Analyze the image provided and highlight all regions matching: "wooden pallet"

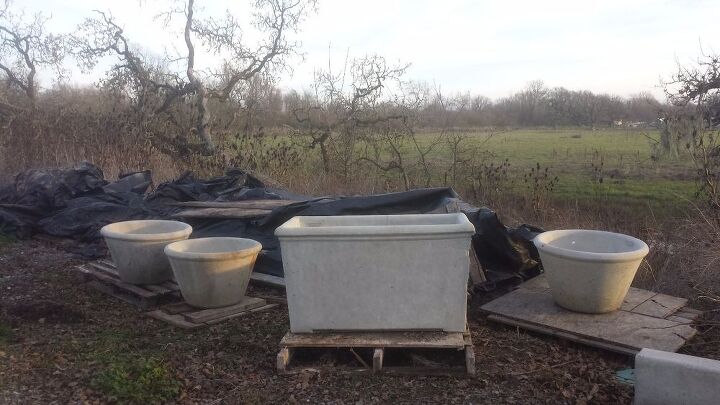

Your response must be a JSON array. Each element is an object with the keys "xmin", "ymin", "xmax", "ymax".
[
  {"xmin": 277, "ymin": 330, "xmax": 475, "ymax": 376},
  {"xmin": 76, "ymin": 259, "xmax": 285, "ymax": 308},
  {"xmin": 146, "ymin": 297, "xmax": 277, "ymax": 329},
  {"xmin": 75, "ymin": 260, "xmax": 182, "ymax": 309},
  {"xmin": 481, "ymin": 275, "xmax": 701, "ymax": 356}
]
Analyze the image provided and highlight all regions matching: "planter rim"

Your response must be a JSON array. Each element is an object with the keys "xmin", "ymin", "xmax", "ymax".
[
  {"xmin": 275, "ymin": 213, "xmax": 475, "ymax": 238},
  {"xmin": 101, "ymin": 220, "xmax": 192, "ymax": 242},
  {"xmin": 533, "ymin": 229, "xmax": 649, "ymax": 263},
  {"xmin": 165, "ymin": 237, "xmax": 262, "ymax": 261}
]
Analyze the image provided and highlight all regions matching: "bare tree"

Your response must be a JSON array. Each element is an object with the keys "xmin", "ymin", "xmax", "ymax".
[
  {"xmin": 293, "ymin": 54, "xmax": 409, "ymax": 175},
  {"xmin": 74, "ymin": 0, "xmax": 315, "ymax": 154},
  {"xmin": 664, "ymin": 50, "xmax": 720, "ymax": 209},
  {"xmin": 0, "ymin": 0, "xmax": 65, "ymax": 111}
]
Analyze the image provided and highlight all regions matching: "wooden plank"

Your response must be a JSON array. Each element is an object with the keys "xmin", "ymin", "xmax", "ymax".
[
  {"xmin": 632, "ymin": 294, "xmax": 688, "ymax": 318},
  {"xmin": 86, "ymin": 267, "xmax": 157, "ymax": 298},
  {"xmin": 667, "ymin": 315, "xmax": 695, "ymax": 324},
  {"xmin": 146, "ymin": 309, "xmax": 202, "ymax": 330},
  {"xmin": 252, "ymin": 295, "xmax": 288, "ymax": 305},
  {"xmin": 143, "ymin": 284, "xmax": 172, "ymax": 294},
  {"xmin": 172, "ymin": 208, "xmax": 272, "ymax": 219},
  {"xmin": 481, "ymin": 288, "xmax": 696, "ymax": 353},
  {"xmin": 89, "ymin": 261, "xmax": 121, "ymax": 278},
  {"xmin": 465, "ymin": 346, "xmax": 476, "ymax": 376},
  {"xmin": 672, "ymin": 307, "xmax": 703, "ymax": 321},
  {"xmin": 487, "ymin": 314, "xmax": 639, "ymax": 356},
  {"xmin": 75, "ymin": 265, "xmax": 92, "ymax": 282},
  {"xmin": 373, "ymin": 348, "xmax": 384, "ymax": 373},
  {"xmin": 620, "ymin": 288, "xmax": 657, "ymax": 311},
  {"xmin": 280, "ymin": 331, "xmax": 466, "ymax": 349},
  {"xmin": 250, "ymin": 272, "xmax": 286, "ymax": 288},
  {"xmin": 170, "ymin": 200, "xmax": 297, "ymax": 209},
  {"xmin": 518, "ymin": 275, "xmax": 550, "ymax": 292},
  {"xmin": 468, "ymin": 246, "xmax": 486, "ymax": 285},
  {"xmin": 161, "ymin": 302, "xmax": 195, "ymax": 315},
  {"xmin": 183, "ymin": 297, "xmax": 266, "ymax": 323},
  {"xmin": 204, "ymin": 304, "xmax": 278, "ymax": 325}
]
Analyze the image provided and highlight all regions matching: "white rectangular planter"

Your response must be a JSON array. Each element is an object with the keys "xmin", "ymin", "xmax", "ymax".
[
  {"xmin": 275, "ymin": 213, "xmax": 475, "ymax": 333},
  {"xmin": 635, "ymin": 348, "xmax": 720, "ymax": 405}
]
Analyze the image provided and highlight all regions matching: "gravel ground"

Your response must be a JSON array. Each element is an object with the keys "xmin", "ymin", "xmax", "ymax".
[{"xmin": 0, "ymin": 239, "xmax": 640, "ymax": 404}]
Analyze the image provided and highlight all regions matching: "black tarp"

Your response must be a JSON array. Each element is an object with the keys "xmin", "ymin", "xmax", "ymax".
[{"xmin": 0, "ymin": 163, "xmax": 543, "ymax": 289}]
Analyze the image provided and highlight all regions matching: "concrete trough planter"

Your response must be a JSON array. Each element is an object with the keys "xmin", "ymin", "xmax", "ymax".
[
  {"xmin": 533, "ymin": 229, "xmax": 649, "ymax": 314},
  {"xmin": 164, "ymin": 237, "xmax": 262, "ymax": 308},
  {"xmin": 101, "ymin": 220, "xmax": 192, "ymax": 284},
  {"xmin": 635, "ymin": 348, "xmax": 720, "ymax": 405},
  {"xmin": 275, "ymin": 213, "xmax": 476, "ymax": 333}
]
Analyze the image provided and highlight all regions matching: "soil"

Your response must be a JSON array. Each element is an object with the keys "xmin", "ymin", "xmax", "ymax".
[{"xmin": 1, "ymin": 237, "xmax": 700, "ymax": 404}]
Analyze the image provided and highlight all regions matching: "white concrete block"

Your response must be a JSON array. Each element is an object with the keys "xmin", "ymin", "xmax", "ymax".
[
  {"xmin": 275, "ymin": 213, "xmax": 475, "ymax": 333},
  {"xmin": 635, "ymin": 348, "xmax": 720, "ymax": 405}
]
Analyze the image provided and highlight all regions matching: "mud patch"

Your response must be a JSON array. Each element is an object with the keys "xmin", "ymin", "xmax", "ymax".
[{"xmin": 4, "ymin": 300, "xmax": 84, "ymax": 324}]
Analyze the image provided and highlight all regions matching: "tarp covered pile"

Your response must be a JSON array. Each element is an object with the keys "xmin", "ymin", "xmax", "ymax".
[{"xmin": 0, "ymin": 162, "xmax": 543, "ymax": 288}]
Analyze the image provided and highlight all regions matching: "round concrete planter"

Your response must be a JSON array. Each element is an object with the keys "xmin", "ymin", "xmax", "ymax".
[
  {"xmin": 100, "ymin": 220, "xmax": 192, "ymax": 284},
  {"xmin": 533, "ymin": 229, "xmax": 649, "ymax": 314},
  {"xmin": 164, "ymin": 237, "xmax": 262, "ymax": 308}
]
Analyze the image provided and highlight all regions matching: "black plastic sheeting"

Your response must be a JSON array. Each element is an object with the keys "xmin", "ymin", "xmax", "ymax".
[{"xmin": 0, "ymin": 163, "xmax": 543, "ymax": 289}]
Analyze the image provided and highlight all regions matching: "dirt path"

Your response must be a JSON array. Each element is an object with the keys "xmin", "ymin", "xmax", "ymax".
[{"xmin": 0, "ymin": 239, "xmax": 634, "ymax": 404}]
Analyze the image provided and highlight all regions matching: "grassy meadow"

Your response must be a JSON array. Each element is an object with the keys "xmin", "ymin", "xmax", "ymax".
[{"xmin": 412, "ymin": 128, "xmax": 697, "ymax": 208}]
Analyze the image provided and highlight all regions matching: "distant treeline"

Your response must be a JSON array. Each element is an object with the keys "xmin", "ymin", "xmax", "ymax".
[{"xmin": 180, "ymin": 79, "xmax": 665, "ymax": 130}]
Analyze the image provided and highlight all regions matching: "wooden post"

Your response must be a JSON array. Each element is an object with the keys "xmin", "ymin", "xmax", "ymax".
[
  {"xmin": 277, "ymin": 347, "xmax": 292, "ymax": 374},
  {"xmin": 373, "ymin": 348, "xmax": 384, "ymax": 373}
]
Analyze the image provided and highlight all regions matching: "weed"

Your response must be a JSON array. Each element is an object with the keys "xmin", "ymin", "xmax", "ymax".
[
  {"xmin": 0, "ymin": 323, "xmax": 13, "ymax": 344},
  {"xmin": 90, "ymin": 357, "xmax": 181, "ymax": 404},
  {"xmin": 0, "ymin": 224, "xmax": 16, "ymax": 247}
]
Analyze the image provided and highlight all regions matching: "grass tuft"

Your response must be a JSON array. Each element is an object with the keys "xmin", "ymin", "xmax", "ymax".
[
  {"xmin": 0, "ymin": 323, "xmax": 13, "ymax": 344},
  {"xmin": 90, "ymin": 357, "xmax": 181, "ymax": 404}
]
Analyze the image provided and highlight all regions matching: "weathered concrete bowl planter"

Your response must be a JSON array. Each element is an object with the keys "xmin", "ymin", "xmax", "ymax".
[
  {"xmin": 101, "ymin": 220, "xmax": 192, "ymax": 284},
  {"xmin": 164, "ymin": 237, "xmax": 262, "ymax": 308},
  {"xmin": 275, "ymin": 213, "xmax": 476, "ymax": 333},
  {"xmin": 533, "ymin": 229, "xmax": 649, "ymax": 314}
]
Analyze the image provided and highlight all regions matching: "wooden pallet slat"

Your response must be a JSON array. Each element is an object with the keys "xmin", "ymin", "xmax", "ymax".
[
  {"xmin": 632, "ymin": 294, "xmax": 688, "ymax": 318},
  {"xmin": 77, "ymin": 259, "xmax": 277, "ymax": 327},
  {"xmin": 249, "ymin": 272, "xmax": 286, "ymax": 288},
  {"xmin": 146, "ymin": 299, "xmax": 277, "ymax": 329},
  {"xmin": 172, "ymin": 208, "xmax": 272, "ymax": 219},
  {"xmin": 279, "ymin": 330, "xmax": 466, "ymax": 349},
  {"xmin": 277, "ymin": 329, "xmax": 475, "ymax": 376},
  {"xmin": 204, "ymin": 304, "xmax": 278, "ymax": 325},
  {"xmin": 169, "ymin": 199, "xmax": 297, "ymax": 209},
  {"xmin": 183, "ymin": 297, "xmax": 267, "ymax": 323}
]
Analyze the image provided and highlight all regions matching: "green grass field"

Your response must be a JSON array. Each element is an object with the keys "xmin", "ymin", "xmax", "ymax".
[{"xmin": 414, "ymin": 128, "xmax": 698, "ymax": 207}]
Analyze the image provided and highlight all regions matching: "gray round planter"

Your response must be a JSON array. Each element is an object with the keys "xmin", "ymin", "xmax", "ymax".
[
  {"xmin": 100, "ymin": 220, "xmax": 193, "ymax": 285},
  {"xmin": 164, "ymin": 237, "xmax": 262, "ymax": 308},
  {"xmin": 533, "ymin": 229, "xmax": 649, "ymax": 314}
]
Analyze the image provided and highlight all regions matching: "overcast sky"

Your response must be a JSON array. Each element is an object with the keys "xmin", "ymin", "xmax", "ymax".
[{"xmin": 21, "ymin": 0, "xmax": 720, "ymax": 100}]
